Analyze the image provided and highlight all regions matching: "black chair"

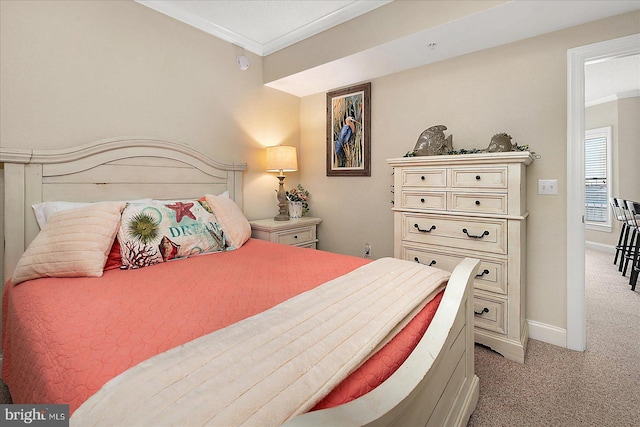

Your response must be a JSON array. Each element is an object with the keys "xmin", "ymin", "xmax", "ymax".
[
  {"xmin": 611, "ymin": 197, "xmax": 630, "ymax": 267},
  {"xmin": 625, "ymin": 200, "xmax": 640, "ymax": 291},
  {"xmin": 616, "ymin": 198, "xmax": 635, "ymax": 274}
]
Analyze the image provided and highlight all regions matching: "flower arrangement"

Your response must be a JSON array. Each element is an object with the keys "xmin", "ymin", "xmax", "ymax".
[{"xmin": 286, "ymin": 184, "xmax": 310, "ymax": 216}]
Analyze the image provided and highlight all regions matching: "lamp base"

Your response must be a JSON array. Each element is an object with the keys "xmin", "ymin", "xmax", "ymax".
[{"xmin": 274, "ymin": 175, "xmax": 290, "ymax": 221}]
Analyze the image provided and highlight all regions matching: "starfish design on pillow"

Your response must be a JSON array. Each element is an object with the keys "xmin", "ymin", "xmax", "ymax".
[{"xmin": 166, "ymin": 201, "xmax": 196, "ymax": 223}]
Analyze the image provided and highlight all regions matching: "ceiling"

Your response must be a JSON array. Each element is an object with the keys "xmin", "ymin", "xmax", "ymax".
[
  {"xmin": 585, "ymin": 54, "xmax": 640, "ymax": 105},
  {"xmin": 136, "ymin": 0, "xmax": 391, "ymax": 56},
  {"xmin": 136, "ymin": 0, "xmax": 640, "ymax": 98}
]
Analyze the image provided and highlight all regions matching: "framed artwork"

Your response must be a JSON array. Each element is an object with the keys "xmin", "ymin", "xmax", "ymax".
[{"xmin": 326, "ymin": 82, "xmax": 371, "ymax": 176}]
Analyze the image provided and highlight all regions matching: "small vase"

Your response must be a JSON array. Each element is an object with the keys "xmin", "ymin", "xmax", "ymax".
[{"xmin": 288, "ymin": 201, "xmax": 303, "ymax": 219}]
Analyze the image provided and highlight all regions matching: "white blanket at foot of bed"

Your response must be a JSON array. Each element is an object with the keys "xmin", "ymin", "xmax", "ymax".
[{"xmin": 71, "ymin": 257, "xmax": 449, "ymax": 427}]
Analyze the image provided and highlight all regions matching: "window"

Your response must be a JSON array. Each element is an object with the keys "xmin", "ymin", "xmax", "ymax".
[{"xmin": 585, "ymin": 126, "xmax": 612, "ymax": 230}]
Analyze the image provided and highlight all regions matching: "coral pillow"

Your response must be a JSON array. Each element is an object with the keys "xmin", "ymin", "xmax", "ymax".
[
  {"xmin": 204, "ymin": 194, "xmax": 251, "ymax": 249},
  {"xmin": 12, "ymin": 201, "xmax": 126, "ymax": 285},
  {"xmin": 104, "ymin": 238, "xmax": 123, "ymax": 271},
  {"xmin": 118, "ymin": 200, "xmax": 225, "ymax": 269}
]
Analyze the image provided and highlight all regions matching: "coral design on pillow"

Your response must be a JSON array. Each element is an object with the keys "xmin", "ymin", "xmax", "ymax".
[{"xmin": 118, "ymin": 200, "xmax": 225, "ymax": 269}]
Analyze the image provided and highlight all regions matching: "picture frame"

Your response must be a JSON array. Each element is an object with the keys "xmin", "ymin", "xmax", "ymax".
[{"xmin": 326, "ymin": 82, "xmax": 371, "ymax": 176}]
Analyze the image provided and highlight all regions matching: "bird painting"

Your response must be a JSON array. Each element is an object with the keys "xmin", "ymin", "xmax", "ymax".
[
  {"xmin": 327, "ymin": 82, "xmax": 370, "ymax": 176},
  {"xmin": 335, "ymin": 116, "xmax": 357, "ymax": 167}
]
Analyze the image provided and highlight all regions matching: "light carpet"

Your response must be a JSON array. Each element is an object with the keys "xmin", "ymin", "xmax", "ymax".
[{"xmin": 468, "ymin": 248, "xmax": 640, "ymax": 426}]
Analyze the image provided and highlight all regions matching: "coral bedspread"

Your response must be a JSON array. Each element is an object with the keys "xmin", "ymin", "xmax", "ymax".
[{"xmin": 2, "ymin": 239, "xmax": 443, "ymax": 415}]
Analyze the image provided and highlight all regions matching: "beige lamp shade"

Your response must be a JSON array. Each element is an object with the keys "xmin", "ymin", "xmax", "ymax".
[{"xmin": 266, "ymin": 146, "xmax": 298, "ymax": 173}]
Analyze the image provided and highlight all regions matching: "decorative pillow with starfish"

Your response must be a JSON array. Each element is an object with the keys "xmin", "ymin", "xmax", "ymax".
[{"xmin": 117, "ymin": 200, "xmax": 226, "ymax": 269}]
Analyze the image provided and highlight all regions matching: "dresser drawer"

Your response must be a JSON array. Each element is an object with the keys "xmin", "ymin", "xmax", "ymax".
[
  {"xmin": 401, "ymin": 191, "xmax": 447, "ymax": 210},
  {"xmin": 402, "ymin": 168, "xmax": 447, "ymax": 187},
  {"xmin": 402, "ymin": 213, "xmax": 507, "ymax": 254},
  {"xmin": 297, "ymin": 242, "xmax": 318, "ymax": 249},
  {"xmin": 401, "ymin": 244, "xmax": 507, "ymax": 295},
  {"xmin": 451, "ymin": 167, "xmax": 507, "ymax": 189},
  {"xmin": 451, "ymin": 192, "xmax": 508, "ymax": 215},
  {"xmin": 277, "ymin": 227, "xmax": 316, "ymax": 246},
  {"xmin": 473, "ymin": 295, "xmax": 506, "ymax": 334}
]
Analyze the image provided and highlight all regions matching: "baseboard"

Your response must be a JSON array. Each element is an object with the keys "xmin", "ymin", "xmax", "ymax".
[
  {"xmin": 585, "ymin": 241, "xmax": 615, "ymax": 254},
  {"xmin": 527, "ymin": 319, "xmax": 567, "ymax": 348}
]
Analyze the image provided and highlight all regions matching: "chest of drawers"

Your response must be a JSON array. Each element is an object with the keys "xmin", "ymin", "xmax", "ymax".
[{"xmin": 388, "ymin": 152, "xmax": 533, "ymax": 363}]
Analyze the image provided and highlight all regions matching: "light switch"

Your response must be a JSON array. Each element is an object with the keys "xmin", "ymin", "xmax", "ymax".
[{"xmin": 538, "ymin": 179, "xmax": 558, "ymax": 195}]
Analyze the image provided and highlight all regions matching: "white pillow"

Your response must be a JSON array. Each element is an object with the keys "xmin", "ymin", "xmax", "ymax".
[
  {"xmin": 32, "ymin": 199, "xmax": 152, "ymax": 229},
  {"xmin": 151, "ymin": 191, "xmax": 229, "ymax": 204},
  {"xmin": 32, "ymin": 201, "xmax": 91, "ymax": 229},
  {"xmin": 204, "ymin": 194, "xmax": 251, "ymax": 249},
  {"xmin": 12, "ymin": 201, "xmax": 127, "ymax": 285}
]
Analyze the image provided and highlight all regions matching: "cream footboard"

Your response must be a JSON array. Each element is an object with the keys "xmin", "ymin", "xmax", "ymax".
[
  {"xmin": 1, "ymin": 137, "xmax": 479, "ymax": 426},
  {"xmin": 285, "ymin": 257, "xmax": 480, "ymax": 427}
]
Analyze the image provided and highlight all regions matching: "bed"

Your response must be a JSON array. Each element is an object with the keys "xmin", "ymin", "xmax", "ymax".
[{"xmin": 0, "ymin": 137, "xmax": 480, "ymax": 426}]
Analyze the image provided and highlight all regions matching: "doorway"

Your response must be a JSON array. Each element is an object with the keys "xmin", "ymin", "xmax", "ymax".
[{"xmin": 566, "ymin": 33, "xmax": 640, "ymax": 351}]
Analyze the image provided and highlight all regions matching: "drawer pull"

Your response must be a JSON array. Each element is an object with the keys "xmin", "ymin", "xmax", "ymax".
[
  {"xmin": 420, "ymin": 198, "xmax": 425, "ymax": 203},
  {"xmin": 475, "ymin": 175, "xmax": 481, "ymax": 180},
  {"xmin": 475, "ymin": 200, "xmax": 481, "ymax": 205},
  {"xmin": 475, "ymin": 269, "xmax": 490, "ymax": 278},
  {"xmin": 474, "ymin": 307, "xmax": 489, "ymax": 316},
  {"xmin": 414, "ymin": 224, "xmax": 436, "ymax": 233},
  {"xmin": 294, "ymin": 235, "xmax": 298, "ymax": 239},
  {"xmin": 421, "ymin": 176, "xmax": 426, "ymax": 180},
  {"xmin": 414, "ymin": 256, "xmax": 436, "ymax": 267},
  {"xmin": 462, "ymin": 228, "xmax": 489, "ymax": 239}
]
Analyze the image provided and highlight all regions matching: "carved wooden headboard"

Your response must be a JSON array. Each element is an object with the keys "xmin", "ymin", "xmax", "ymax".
[{"xmin": 0, "ymin": 137, "xmax": 247, "ymax": 283}]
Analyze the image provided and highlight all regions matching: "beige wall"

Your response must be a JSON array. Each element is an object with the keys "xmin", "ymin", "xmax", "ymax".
[
  {"xmin": 300, "ymin": 12, "xmax": 640, "ymax": 332},
  {"xmin": 618, "ymin": 96, "xmax": 640, "ymax": 202},
  {"xmin": 0, "ymin": 0, "xmax": 300, "ymax": 221}
]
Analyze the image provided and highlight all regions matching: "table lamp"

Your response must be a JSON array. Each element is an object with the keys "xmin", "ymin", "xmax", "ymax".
[{"xmin": 266, "ymin": 146, "xmax": 298, "ymax": 221}]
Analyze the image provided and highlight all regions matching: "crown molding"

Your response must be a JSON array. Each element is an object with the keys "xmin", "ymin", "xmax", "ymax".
[
  {"xmin": 260, "ymin": 1, "xmax": 392, "ymax": 56},
  {"xmin": 135, "ymin": 0, "xmax": 264, "ymax": 53},
  {"xmin": 135, "ymin": 0, "xmax": 391, "ymax": 56},
  {"xmin": 585, "ymin": 89, "xmax": 640, "ymax": 107}
]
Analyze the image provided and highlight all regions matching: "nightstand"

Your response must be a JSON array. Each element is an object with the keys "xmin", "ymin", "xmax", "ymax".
[{"xmin": 249, "ymin": 217, "xmax": 322, "ymax": 249}]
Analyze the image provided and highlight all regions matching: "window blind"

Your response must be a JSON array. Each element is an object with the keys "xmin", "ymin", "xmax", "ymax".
[{"xmin": 585, "ymin": 133, "xmax": 608, "ymax": 224}]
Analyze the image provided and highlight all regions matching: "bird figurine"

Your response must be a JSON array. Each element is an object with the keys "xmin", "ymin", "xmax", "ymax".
[{"xmin": 413, "ymin": 125, "xmax": 453, "ymax": 156}]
